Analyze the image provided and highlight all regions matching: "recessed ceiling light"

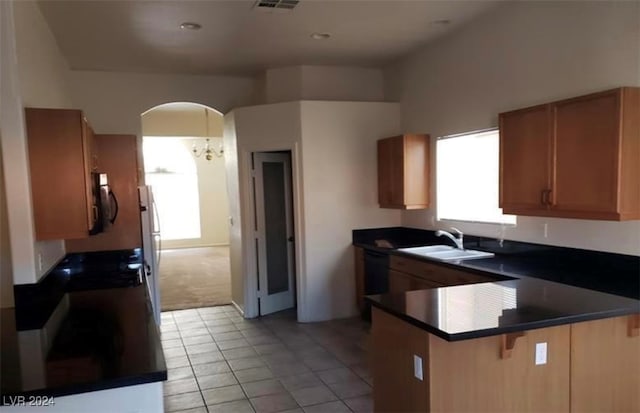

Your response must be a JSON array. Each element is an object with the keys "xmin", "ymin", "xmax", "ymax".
[
  {"xmin": 310, "ymin": 32, "xmax": 331, "ymax": 40},
  {"xmin": 430, "ymin": 19, "xmax": 451, "ymax": 26},
  {"xmin": 180, "ymin": 22, "xmax": 202, "ymax": 30}
]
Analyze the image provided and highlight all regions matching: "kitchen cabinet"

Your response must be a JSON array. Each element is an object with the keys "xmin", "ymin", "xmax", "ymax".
[
  {"xmin": 389, "ymin": 269, "xmax": 441, "ymax": 294},
  {"xmin": 570, "ymin": 315, "xmax": 640, "ymax": 412},
  {"xmin": 372, "ymin": 307, "xmax": 572, "ymax": 413},
  {"xmin": 25, "ymin": 108, "xmax": 96, "ymax": 240},
  {"xmin": 372, "ymin": 308, "xmax": 639, "ymax": 412},
  {"xmin": 500, "ymin": 87, "xmax": 640, "ymax": 220},
  {"xmin": 377, "ymin": 134, "xmax": 430, "ymax": 209},
  {"xmin": 389, "ymin": 254, "xmax": 495, "ymax": 289},
  {"xmin": 66, "ymin": 135, "xmax": 142, "ymax": 252},
  {"xmin": 354, "ymin": 246, "xmax": 497, "ymax": 306}
]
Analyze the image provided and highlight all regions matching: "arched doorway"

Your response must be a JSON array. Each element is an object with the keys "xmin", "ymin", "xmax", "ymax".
[{"xmin": 140, "ymin": 102, "xmax": 231, "ymax": 311}]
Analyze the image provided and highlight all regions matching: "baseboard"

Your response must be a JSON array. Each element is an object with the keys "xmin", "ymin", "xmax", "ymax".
[
  {"xmin": 160, "ymin": 243, "xmax": 230, "ymax": 250},
  {"xmin": 231, "ymin": 301, "xmax": 245, "ymax": 317}
]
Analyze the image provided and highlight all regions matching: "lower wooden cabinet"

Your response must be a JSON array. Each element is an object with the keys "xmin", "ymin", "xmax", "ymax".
[
  {"xmin": 390, "ymin": 254, "xmax": 495, "ymax": 288},
  {"xmin": 570, "ymin": 315, "xmax": 640, "ymax": 412},
  {"xmin": 389, "ymin": 269, "xmax": 441, "ymax": 293},
  {"xmin": 372, "ymin": 308, "xmax": 640, "ymax": 413},
  {"xmin": 353, "ymin": 248, "xmax": 500, "ymax": 308}
]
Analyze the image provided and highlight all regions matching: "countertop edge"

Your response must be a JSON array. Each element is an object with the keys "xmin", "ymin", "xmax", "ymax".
[
  {"xmin": 1, "ymin": 371, "xmax": 168, "ymax": 400},
  {"xmin": 367, "ymin": 297, "xmax": 639, "ymax": 342}
]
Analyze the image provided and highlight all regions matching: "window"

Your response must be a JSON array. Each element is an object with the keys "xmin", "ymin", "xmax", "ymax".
[
  {"xmin": 143, "ymin": 137, "xmax": 202, "ymax": 240},
  {"xmin": 436, "ymin": 129, "xmax": 516, "ymax": 225}
]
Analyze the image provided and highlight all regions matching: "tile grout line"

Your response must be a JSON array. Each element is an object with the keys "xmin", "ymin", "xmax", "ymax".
[{"xmin": 163, "ymin": 307, "xmax": 371, "ymax": 413}]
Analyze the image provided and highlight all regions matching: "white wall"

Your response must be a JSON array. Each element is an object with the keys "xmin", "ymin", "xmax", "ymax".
[
  {"xmin": 264, "ymin": 66, "xmax": 384, "ymax": 104},
  {"xmin": 228, "ymin": 101, "xmax": 402, "ymax": 321},
  {"xmin": 299, "ymin": 101, "xmax": 402, "ymax": 321},
  {"xmin": 141, "ymin": 106, "xmax": 224, "ymax": 138},
  {"xmin": 222, "ymin": 112, "xmax": 244, "ymax": 311},
  {"xmin": 227, "ymin": 102, "xmax": 303, "ymax": 316},
  {"xmin": 388, "ymin": 0, "xmax": 640, "ymax": 255},
  {"xmin": 0, "ymin": 138, "xmax": 14, "ymax": 307},
  {"xmin": 1, "ymin": 0, "xmax": 74, "ymax": 288},
  {"xmin": 68, "ymin": 70, "xmax": 255, "ymax": 135}
]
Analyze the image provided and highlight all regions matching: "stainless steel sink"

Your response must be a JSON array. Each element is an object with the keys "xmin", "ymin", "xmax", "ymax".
[{"xmin": 397, "ymin": 245, "xmax": 495, "ymax": 262}]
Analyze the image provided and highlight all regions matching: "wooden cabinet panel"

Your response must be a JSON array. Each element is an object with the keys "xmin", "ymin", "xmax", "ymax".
[
  {"xmin": 26, "ymin": 108, "xmax": 93, "ymax": 240},
  {"xmin": 553, "ymin": 90, "xmax": 620, "ymax": 215},
  {"xmin": 499, "ymin": 104, "xmax": 552, "ymax": 214},
  {"xmin": 378, "ymin": 134, "xmax": 429, "ymax": 209},
  {"xmin": 372, "ymin": 308, "xmax": 429, "ymax": 413},
  {"xmin": 390, "ymin": 254, "xmax": 495, "ymax": 287},
  {"xmin": 377, "ymin": 136, "xmax": 403, "ymax": 207},
  {"xmin": 428, "ymin": 324, "xmax": 570, "ymax": 413},
  {"xmin": 66, "ymin": 135, "xmax": 141, "ymax": 252},
  {"xmin": 389, "ymin": 269, "xmax": 415, "ymax": 294},
  {"xmin": 499, "ymin": 87, "xmax": 640, "ymax": 221},
  {"xmin": 570, "ymin": 316, "xmax": 640, "ymax": 412},
  {"xmin": 372, "ymin": 308, "xmax": 571, "ymax": 413}
]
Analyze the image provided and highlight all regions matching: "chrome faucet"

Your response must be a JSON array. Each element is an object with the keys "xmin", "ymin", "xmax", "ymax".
[{"xmin": 435, "ymin": 227, "xmax": 464, "ymax": 249}]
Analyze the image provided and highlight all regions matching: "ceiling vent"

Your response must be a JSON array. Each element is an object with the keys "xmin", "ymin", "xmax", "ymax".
[{"xmin": 254, "ymin": 0, "xmax": 300, "ymax": 12}]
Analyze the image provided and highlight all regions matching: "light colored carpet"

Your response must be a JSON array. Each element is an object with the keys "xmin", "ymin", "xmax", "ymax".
[{"xmin": 158, "ymin": 246, "xmax": 231, "ymax": 311}]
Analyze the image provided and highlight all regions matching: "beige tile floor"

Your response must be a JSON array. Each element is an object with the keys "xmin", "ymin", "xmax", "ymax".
[{"xmin": 161, "ymin": 306, "xmax": 373, "ymax": 413}]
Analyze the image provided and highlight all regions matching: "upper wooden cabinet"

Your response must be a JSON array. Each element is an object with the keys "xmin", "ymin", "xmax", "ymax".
[
  {"xmin": 26, "ymin": 108, "xmax": 96, "ymax": 240},
  {"xmin": 377, "ymin": 134, "xmax": 430, "ymax": 209},
  {"xmin": 66, "ymin": 135, "xmax": 141, "ymax": 252},
  {"xmin": 500, "ymin": 87, "xmax": 640, "ymax": 220}
]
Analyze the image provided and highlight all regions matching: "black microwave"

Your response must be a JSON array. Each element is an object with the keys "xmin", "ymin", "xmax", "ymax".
[{"xmin": 89, "ymin": 172, "xmax": 119, "ymax": 235}]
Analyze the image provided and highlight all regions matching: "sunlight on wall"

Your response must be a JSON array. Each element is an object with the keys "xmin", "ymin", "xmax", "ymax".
[{"xmin": 143, "ymin": 137, "xmax": 201, "ymax": 241}]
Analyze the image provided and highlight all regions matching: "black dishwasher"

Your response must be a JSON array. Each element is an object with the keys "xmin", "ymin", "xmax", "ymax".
[{"xmin": 363, "ymin": 249, "xmax": 389, "ymax": 320}]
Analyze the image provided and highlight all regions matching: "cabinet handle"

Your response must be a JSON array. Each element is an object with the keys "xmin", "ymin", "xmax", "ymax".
[
  {"xmin": 546, "ymin": 189, "xmax": 553, "ymax": 206},
  {"xmin": 541, "ymin": 190, "xmax": 547, "ymax": 205}
]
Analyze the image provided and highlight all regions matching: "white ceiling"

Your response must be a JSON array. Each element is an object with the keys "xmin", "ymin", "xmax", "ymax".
[{"xmin": 37, "ymin": 0, "xmax": 499, "ymax": 76}]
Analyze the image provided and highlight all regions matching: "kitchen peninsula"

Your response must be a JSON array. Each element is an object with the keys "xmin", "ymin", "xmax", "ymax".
[{"xmin": 355, "ymin": 227, "xmax": 640, "ymax": 413}]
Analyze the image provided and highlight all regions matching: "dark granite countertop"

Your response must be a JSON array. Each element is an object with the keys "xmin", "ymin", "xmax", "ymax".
[
  {"xmin": 368, "ymin": 278, "xmax": 640, "ymax": 341},
  {"xmin": 354, "ymin": 227, "xmax": 640, "ymax": 299},
  {"xmin": 1, "ymin": 280, "xmax": 166, "ymax": 398},
  {"xmin": 356, "ymin": 227, "xmax": 640, "ymax": 341}
]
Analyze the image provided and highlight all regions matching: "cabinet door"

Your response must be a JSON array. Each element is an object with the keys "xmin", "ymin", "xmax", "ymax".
[
  {"xmin": 499, "ymin": 105, "xmax": 552, "ymax": 215},
  {"xmin": 411, "ymin": 277, "xmax": 441, "ymax": 290},
  {"xmin": 570, "ymin": 316, "xmax": 639, "ymax": 412},
  {"xmin": 377, "ymin": 136, "xmax": 404, "ymax": 207},
  {"xmin": 389, "ymin": 270, "xmax": 414, "ymax": 294},
  {"xmin": 552, "ymin": 90, "xmax": 620, "ymax": 217},
  {"xmin": 81, "ymin": 118, "xmax": 96, "ymax": 232},
  {"xmin": 26, "ymin": 108, "xmax": 91, "ymax": 240},
  {"xmin": 403, "ymin": 134, "xmax": 430, "ymax": 209}
]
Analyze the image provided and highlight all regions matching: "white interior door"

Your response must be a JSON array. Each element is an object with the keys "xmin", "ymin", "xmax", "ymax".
[{"xmin": 253, "ymin": 152, "xmax": 295, "ymax": 315}]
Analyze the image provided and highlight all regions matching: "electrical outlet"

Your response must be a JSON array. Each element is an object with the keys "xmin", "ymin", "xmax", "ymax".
[
  {"xmin": 535, "ymin": 342, "xmax": 547, "ymax": 365},
  {"xmin": 543, "ymin": 223, "xmax": 548, "ymax": 238},
  {"xmin": 413, "ymin": 355, "xmax": 423, "ymax": 380},
  {"xmin": 37, "ymin": 253, "xmax": 43, "ymax": 272}
]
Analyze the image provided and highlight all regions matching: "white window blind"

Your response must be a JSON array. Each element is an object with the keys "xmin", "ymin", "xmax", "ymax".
[{"xmin": 436, "ymin": 129, "xmax": 516, "ymax": 225}]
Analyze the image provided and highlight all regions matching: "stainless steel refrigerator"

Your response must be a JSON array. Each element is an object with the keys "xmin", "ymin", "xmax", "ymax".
[{"xmin": 139, "ymin": 185, "xmax": 161, "ymax": 325}]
